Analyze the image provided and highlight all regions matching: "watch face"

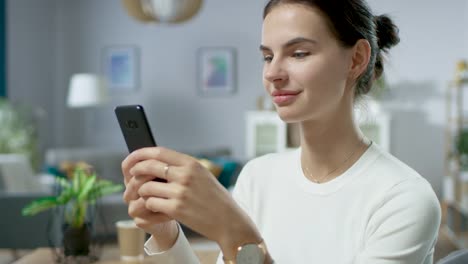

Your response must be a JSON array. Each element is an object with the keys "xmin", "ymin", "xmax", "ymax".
[{"xmin": 237, "ymin": 244, "xmax": 265, "ymax": 264}]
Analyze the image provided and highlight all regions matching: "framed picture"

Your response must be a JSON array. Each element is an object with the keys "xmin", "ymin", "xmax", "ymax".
[
  {"xmin": 102, "ymin": 46, "xmax": 139, "ymax": 92},
  {"xmin": 246, "ymin": 111, "xmax": 287, "ymax": 159},
  {"xmin": 197, "ymin": 47, "xmax": 236, "ymax": 96}
]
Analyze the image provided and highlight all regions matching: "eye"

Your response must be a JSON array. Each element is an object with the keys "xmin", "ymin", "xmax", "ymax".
[
  {"xmin": 262, "ymin": 54, "xmax": 273, "ymax": 63},
  {"xmin": 292, "ymin": 51, "xmax": 310, "ymax": 59}
]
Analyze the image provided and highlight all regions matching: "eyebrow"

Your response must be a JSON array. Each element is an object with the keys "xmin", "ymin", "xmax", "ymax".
[{"xmin": 259, "ymin": 37, "xmax": 317, "ymax": 51}]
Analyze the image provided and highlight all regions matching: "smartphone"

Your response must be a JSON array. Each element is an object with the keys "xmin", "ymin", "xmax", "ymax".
[
  {"xmin": 115, "ymin": 105, "xmax": 157, "ymax": 152},
  {"xmin": 115, "ymin": 105, "xmax": 166, "ymax": 182}
]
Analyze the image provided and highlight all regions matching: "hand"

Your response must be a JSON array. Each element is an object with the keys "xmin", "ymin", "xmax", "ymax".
[
  {"xmin": 121, "ymin": 149, "xmax": 178, "ymax": 250},
  {"xmin": 127, "ymin": 146, "xmax": 261, "ymax": 249}
]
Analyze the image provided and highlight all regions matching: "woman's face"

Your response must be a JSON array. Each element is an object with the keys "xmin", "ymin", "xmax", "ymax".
[{"xmin": 261, "ymin": 4, "xmax": 355, "ymax": 123}]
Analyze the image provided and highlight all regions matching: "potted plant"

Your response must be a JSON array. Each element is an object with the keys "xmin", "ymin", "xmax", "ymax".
[
  {"xmin": 0, "ymin": 98, "xmax": 39, "ymax": 170},
  {"xmin": 452, "ymin": 129, "xmax": 468, "ymax": 208},
  {"xmin": 22, "ymin": 165, "xmax": 123, "ymax": 256},
  {"xmin": 456, "ymin": 129, "xmax": 468, "ymax": 171}
]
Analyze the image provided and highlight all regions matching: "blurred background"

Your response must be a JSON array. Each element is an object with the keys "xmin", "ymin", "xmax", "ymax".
[{"xmin": 1, "ymin": 0, "xmax": 468, "ymax": 263}]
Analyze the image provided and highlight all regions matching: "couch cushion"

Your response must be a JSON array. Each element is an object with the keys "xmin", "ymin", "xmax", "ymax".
[{"xmin": 0, "ymin": 154, "xmax": 46, "ymax": 193}]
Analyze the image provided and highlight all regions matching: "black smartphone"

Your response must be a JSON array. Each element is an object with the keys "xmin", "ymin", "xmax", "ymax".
[
  {"xmin": 115, "ymin": 105, "xmax": 166, "ymax": 182},
  {"xmin": 115, "ymin": 105, "xmax": 157, "ymax": 152}
]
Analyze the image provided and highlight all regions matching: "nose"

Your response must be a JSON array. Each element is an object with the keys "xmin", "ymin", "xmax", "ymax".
[{"xmin": 264, "ymin": 59, "xmax": 288, "ymax": 84}]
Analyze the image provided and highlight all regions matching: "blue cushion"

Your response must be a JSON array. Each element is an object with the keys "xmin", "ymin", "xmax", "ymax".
[{"xmin": 200, "ymin": 156, "xmax": 240, "ymax": 188}]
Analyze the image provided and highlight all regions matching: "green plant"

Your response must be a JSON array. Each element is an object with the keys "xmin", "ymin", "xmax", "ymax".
[
  {"xmin": 0, "ymin": 98, "xmax": 39, "ymax": 170},
  {"xmin": 22, "ymin": 167, "xmax": 123, "ymax": 228},
  {"xmin": 456, "ymin": 129, "xmax": 468, "ymax": 171}
]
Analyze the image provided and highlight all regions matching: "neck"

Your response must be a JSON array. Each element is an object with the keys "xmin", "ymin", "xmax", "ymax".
[{"xmin": 299, "ymin": 105, "xmax": 369, "ymax": 183}]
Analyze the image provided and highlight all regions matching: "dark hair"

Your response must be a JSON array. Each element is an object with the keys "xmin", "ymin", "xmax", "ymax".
[{"xmin": 263, "ymin": 0, "xmax": 400, "ymax": 98}]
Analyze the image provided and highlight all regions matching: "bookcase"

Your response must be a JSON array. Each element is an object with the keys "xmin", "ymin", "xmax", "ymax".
[
  {"xmin": 443, "ymin": 74, "xmax": 468, "ymax": 249},
  {"xmin": 245, "ymin": 105, "xmax": 391, "ymax": 159},
  {"xmin": 245, "ymin": 111, "xmax": 293, "ymax": 159}
]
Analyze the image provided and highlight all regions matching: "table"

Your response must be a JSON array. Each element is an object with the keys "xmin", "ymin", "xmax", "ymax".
[{"xmin": 12, "ymin": 246, "xmax": 220, "ymax": 264}]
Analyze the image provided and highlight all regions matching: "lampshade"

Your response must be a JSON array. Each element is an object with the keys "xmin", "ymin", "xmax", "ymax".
[
  {"xmin": 122, "ymin": 0, "xmax": 203, "ymax": 24},
  {"xmin": 67, "ymin": 74, "xmax": 108, "ymax": 108},
  {"xmin": 121, "ymin": 0, "xmax": 155, "ymax": 22}
]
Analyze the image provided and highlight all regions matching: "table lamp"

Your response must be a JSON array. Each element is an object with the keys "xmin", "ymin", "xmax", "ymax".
[
  {"xmin": 66, "ymin": 73, "xmax": 108, "ymax": 147},
  {"xmin": 67, "ymin": 74, "xmax": 108, "ymax": 108}
]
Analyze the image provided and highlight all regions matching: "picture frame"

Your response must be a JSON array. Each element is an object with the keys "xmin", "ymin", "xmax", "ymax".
[
  {"xmin": 197, "ymin": 47, "xmax": 236, "ymax": 96},
  {"xmin": 102, "ymin": 46, "xmax": 139, "ymax": 92}
]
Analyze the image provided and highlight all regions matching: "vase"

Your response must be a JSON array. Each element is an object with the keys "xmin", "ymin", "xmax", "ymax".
[{"xmin": 62, "ymin": 223, "xmax": 91, "ymax": 256}]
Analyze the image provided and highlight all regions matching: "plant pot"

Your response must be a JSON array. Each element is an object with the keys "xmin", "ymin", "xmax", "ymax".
[{"xmin": 62, "ymin": 223, "xmax": 91, "ymax": 256}]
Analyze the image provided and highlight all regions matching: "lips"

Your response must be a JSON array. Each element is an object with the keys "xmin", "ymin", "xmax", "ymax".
[
  {"xmin": 271, "ymin": 90, "xmax": 302, "ymax": 105},
  {"xmin": 271, "ymin": 90, "xmax": 302, "ymax": 96}
]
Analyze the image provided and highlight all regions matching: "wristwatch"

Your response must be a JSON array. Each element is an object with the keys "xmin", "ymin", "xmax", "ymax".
[{"xmin": 223, "ymin": 240, "xmax": 268, "ymax": 264}]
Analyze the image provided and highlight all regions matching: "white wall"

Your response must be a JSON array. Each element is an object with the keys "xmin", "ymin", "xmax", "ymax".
[
  {"xmin": 7, "ymin": 0, "xmax": 58, "ymax": 160},
  {"xmin": 8, "ymin": 0, "xmax": 468, "ymax": 197},
  {"xmin": 52, "ymin": 0, "xmax": 267, "ymax": 158},
  {"xmin": 367, "ymin": 0, "xmax": 468, "ymax": 197}
]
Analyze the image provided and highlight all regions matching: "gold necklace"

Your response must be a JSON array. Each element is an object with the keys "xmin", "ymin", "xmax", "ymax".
[{"xmin": 302, "ymin": 139, "xmax": 371, "ymax": 184}]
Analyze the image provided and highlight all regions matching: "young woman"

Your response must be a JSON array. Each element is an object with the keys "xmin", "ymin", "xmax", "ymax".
[{"xmin": 121, "ymin": 0, "xmax": 441, "ymax": 263}]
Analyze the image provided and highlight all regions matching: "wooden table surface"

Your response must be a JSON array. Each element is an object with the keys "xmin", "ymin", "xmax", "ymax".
[{"xmin": 13, "ymin": 246, "xmax": 220, "ymax": 264}]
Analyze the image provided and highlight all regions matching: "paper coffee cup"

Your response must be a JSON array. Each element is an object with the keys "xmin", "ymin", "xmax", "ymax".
[{"xmin": 116, "ymin": 220, "xmax": 146, "ymax": 262}]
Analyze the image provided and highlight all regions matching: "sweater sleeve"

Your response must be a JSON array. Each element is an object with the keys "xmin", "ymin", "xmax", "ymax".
[
  {"xmin": 144, "ymin": 223, "xmax": 200, "ymax": 264},
  {"xmin": 355, "ymin": 178, "xmax": 441, "ymax": 264}
]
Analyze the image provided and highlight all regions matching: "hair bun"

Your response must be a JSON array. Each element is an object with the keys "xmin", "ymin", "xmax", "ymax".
[{"xmin": 374, "ymin": 15, "xmax": 400, "ymax": 51}]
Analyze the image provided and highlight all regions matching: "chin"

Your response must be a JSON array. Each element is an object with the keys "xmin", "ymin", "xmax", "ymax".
[{"xmin": 274, "ymin": 106, "xmax": 303, "ymax": 123}]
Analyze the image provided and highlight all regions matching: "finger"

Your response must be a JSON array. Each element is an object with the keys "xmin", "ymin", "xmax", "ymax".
[
  {"xmin": 134, "ymin": 213, "xmax": 172, "ymax": 230},
  {"xmin": 125, "ymin": 155, "xmax": 176, "ymax": 201},
  {"xmin": 138, "ymin": 180, "xmax": 179, "ymax": 199},
  {"xmin": 131, "ymin": 160, "xmax": 186, "ymax": 183},
  {"xmin": 130, "ymin": 159, "xmax": 167, "ymax": 182},
  {"xmin": 122, "ymin": 164, "xmax": 131, "ymax": 186},
  {"xmin": 128, "ymin": 198, "xmax": 165, "ymax": 217},
  {"xmin": 123, "ymin": 176, "xmax": 149, "ymax": 203},
  {"xmin": 144, "ymin": 196, "xmax": 178, "ymax": 217},
  {"xmin": 128, "ymin": 199, "xmax": 172, "ymax": 228},
  {"xmin": 123, "ymin": 184, "xmax": 137, "ymax": 204},
  {"xmin": 122, "ymin": 149, "xmax": 161, "ymax": 185},
  {"xmin": 128, "ymin": 197, "xmax": 148, "ymax": 217},
  {"xmin": 122, "ymin": 154, "xmax": 137, "ymax": 186},
  {"xmin": 127, "ymin": 146, "xmax": 197, "ymax": 168}
]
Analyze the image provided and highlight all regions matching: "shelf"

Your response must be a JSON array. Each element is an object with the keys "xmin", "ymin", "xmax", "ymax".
[
  {"xmin": 445, "ymin": 76, "xmax": 468, "ymax": 250},
  {"xmin": 448, "ymin": 80, "xmax": 468, "ymax": 88},
  {"xmin": 442, "ymin": 225, "xmax": 468, "ymax": 249},
  {"xmin": 448, "ymin": 118, "xmax": 468, "ymax": 125}
]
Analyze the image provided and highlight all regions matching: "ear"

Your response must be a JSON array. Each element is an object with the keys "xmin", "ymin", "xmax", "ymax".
[{"xmin": 349, "ymin": 39, "xmax": 371, "ymax": 80}]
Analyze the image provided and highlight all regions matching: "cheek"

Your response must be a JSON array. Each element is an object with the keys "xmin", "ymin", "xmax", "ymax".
[
  {"xmin": 295, "ymin": 55, "xmax": 348, "ymax": 94},
  {"xmin": 290, "ymin": 59, "xmax": 331, "ymax": 94},
  {"xmin": 262, "ymin": 66, "xmax": 268, "ymax": 89}
]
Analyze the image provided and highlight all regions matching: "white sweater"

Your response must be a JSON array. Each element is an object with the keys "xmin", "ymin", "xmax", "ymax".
[{"xmin": 145, "ymin": 143, "xmax": 441, "ymax": 263}]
